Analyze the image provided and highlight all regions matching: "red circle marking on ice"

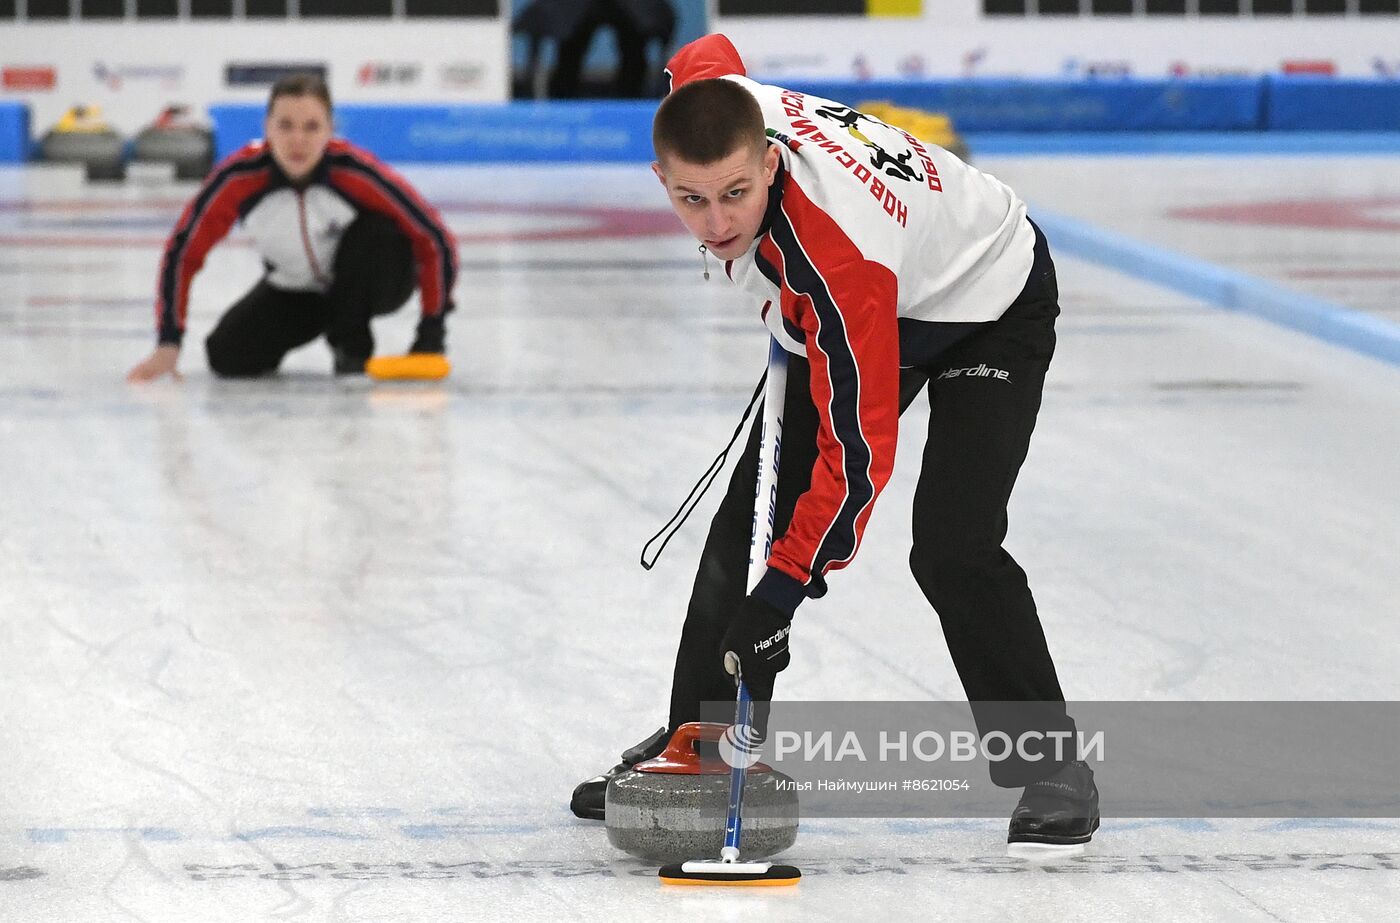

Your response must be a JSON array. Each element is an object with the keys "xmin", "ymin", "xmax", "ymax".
[{"xmin": 1168, "ymin": 197, "xmax": 1400, "ymax": 232}]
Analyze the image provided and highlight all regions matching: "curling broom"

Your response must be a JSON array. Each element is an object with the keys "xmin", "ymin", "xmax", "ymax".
[
  {"xmin": 659, "ymin": 337, "xmax": 801, "ymax": 887},
  {"xmin": 365, "ymin": 353, "xmax": 451, "ymax": 381}
]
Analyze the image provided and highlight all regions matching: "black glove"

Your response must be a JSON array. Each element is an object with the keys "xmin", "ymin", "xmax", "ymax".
[
  {"xmin": 720, "ymin": 594, "xmax": 792, "ymax": 704},
  {"xmin": 409, "ymin": 312, "xmax": 446, "ymax": 354}
]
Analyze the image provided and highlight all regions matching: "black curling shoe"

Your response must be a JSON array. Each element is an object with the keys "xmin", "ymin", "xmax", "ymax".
[
  {"xmin": 1007, "ymin": 760, "xmax": 1100, "ymax": 856},
  {"xmin": 569, "ymin": 727, "xmax": 670, "ymax": 821},
  {"xmin": 331, "ymin": 347, "xmax": 368, "ymax": 375}
]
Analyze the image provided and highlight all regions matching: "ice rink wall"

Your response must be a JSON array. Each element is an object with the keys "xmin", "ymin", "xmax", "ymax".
[
  {"xmin": 2, "ymin": 0, "xmax": 1399, "ymax": 164},
  {"xmin": 0, "ymin": 0, "xmax": 509, "ymax": 150}
]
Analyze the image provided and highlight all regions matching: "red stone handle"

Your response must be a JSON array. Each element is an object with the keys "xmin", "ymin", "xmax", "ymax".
[{"xmin": 632, "ymin": 721, "xmax": 771, "ymax": 775}]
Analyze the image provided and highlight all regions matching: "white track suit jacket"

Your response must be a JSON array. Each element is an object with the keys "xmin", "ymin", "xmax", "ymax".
[{"xmin": 665, "ymin": 34, "xmax": 1038, "ymax": 611}]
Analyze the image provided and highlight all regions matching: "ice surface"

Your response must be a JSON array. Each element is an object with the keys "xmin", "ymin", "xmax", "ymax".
[{"xmin": 2, "ymin": 161, "xmax": 1397, "ymax": 921}]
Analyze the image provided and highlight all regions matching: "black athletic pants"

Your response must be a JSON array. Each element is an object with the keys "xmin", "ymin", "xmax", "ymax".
[
  {"xmin": 666, "ymin": 221, "xmax": 1076, "ymax": 788},
  {"xmin": 204, "ymin": 212, "xmax": 415, "ymax": 377}
]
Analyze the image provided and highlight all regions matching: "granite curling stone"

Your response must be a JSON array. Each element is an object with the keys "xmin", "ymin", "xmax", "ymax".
[{"xmin": 604, "ymin": 721, "xmax": 799, "ymax": 864}]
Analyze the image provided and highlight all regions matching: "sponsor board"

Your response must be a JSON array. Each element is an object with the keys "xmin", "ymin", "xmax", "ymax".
[
  {"xmin": 93, "ymin": 62, "xmax": 184, "ymax": 91},
  {"xmin": 1062, "ymin": 58, "xmax": 1133, "ymax": 78},
  {"xmin": 226, "ymin": 62, "xmax": 329, "ymax": 88},
  {"xmin": 1168, "ymin": 62, "xmax": 1253, "ymax": 78},
  {"xmin": 2, "ymin": 67, "xmax": 57, "ymax": 92},
  {"xmin": 440, "ymin": 62, "xmax": 488, "ymax": 91},
  {"xmin": 961, "ymin": 48, "xmax": 988, "ymax": 78},
  {"xmin": 749, "ymin": 53, "xmax": 833, "ymax": 78},
  {"xmin": 852, "ymin": 53, "xmax": 932, "ymax": 81},
  {"xmin": 356, "ymin": 62, "xmax": 421, "ymax": 87},
  {"xmin": 1282, "ymin": 59, "xmax": 1337, "ymax": 76},
  {"xmin": 16, "ymin": 20, "xmax": 508, "ymax": 135}
]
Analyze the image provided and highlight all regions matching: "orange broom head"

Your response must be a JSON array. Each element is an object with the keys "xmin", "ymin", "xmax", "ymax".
[
  {"xmin": 658, "ymin": 861, "xmax": 800, "ymax": 886},
  {"xmin": 366, "ymin": 353, "xmax": 451, "ymax": 381}
]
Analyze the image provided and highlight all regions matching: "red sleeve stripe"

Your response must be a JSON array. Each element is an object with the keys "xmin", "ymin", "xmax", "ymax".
[
  {"xmin": 156, "ymin": 149, "xmax": 272, "ymax": 342},
  {"xmin": 324, "ymin": 149, "xmax": 457, "ymax": 316},
  {"xmin": 769, "ymin": 201, "xmax": 879, "ymax": 577}
]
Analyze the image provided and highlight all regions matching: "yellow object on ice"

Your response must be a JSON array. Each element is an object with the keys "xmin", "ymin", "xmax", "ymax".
[
  {"xmin": 54, "ymin": 105, "xmax": 112, "ymax": 134},
  {"xmin": 859, "ymin": 102, "xmax": 969, "ymax": 161},
  {"xmin": 365, "ymin": 353, "xmax": 451, "ymax": 381}
]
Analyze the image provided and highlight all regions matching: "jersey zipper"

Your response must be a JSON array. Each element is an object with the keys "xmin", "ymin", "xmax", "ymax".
[{"xmin": 296, "ymin": 190, "xmax": 330, "ymax": 287}]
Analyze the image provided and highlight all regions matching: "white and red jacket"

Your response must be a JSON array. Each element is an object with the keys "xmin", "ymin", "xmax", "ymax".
[
  {"xmin": 155, "ymin": 138, "xmax": 457, "ymax": 345},
  {"xmin": 665, "ymin": 34, "xmax": 1038, "ymax": 614}
]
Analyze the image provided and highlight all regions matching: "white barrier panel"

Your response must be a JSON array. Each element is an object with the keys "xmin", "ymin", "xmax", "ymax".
[
  {"xmin": 4, "ymin": 20, "xmax": 509, "ymax": 137},
  {"xmin": 713, "ymin": 1, "xmax": 1400, "ymax": 80}
]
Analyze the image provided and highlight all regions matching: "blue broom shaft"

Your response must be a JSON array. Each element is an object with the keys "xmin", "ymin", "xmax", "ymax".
[
  {"xmin": 724, "ymin": 680, "xmax": 753, "ymax": 852},
  {"xmin": 724, "ymin": 339, "xmax": 785, "ymax": 856}
]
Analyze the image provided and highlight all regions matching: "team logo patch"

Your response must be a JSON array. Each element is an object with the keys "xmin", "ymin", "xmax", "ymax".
[{"xmin": 814, "ymin": 104, "xmax": 925, "ymax": 184}]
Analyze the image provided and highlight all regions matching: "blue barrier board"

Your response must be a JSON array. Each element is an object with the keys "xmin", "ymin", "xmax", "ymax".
[
  {"xmin": 0, "ymin": 103, "xmax": 31, "ymax": 163},
  {"xmin": 210, "ymin": 101, "xmax": 659, "ymax": 163},
  {"xmin": 201, "ymin": 82, "xmax": 1400, "ymax": 166},
  {"xmin": 965, "ymin": 131, "xmax": 1400, "ymax": 155},
  {"xmin": 776, "ymin": 78, "xmax": 1265, "ymax": 133},
  {"xmin": 1266, "ymin": 77, "xmax": 1400, "ymax": 131}
]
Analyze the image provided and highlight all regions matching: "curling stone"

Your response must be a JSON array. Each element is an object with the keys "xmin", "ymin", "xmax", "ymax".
[
  {"xmin": 40, "ymin": 105, "xmax": 126, "ymax": 182},
  {"xmin": 605, "ymin": 721, "xmax": 798, "ymax": 864},
  {"xmin": 133, "ymin": 125, "xmax": 214, "ymax": 181}
]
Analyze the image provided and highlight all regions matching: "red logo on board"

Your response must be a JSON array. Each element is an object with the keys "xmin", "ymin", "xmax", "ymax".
[
  {"xmin": 1281, "ymin": 60, "xmax": 1336, "ymax": 76},
  {"xmin": 2, "ymin": 67, "xmax": 57, "ymax": 91}
]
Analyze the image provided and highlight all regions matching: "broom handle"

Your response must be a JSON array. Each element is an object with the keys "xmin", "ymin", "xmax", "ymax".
[
  {"xmin": 748, "ymin": 336, "xmax": 788, "ymax": 595},
  {"xmin": 723, "ymin": 337, "xmax": 788, "ymax": 861}
]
